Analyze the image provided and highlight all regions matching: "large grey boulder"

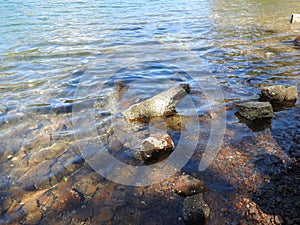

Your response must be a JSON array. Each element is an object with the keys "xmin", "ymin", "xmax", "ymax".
[
  {"xmin": 236, "ymin": 101, "xmax": 274, "ymax": 120},
  {"xmin": 122, "ymin": 84, "xmax": 190, "ymax": 123}
]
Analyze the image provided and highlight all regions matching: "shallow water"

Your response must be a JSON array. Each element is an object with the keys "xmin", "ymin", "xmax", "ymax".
[{"xmin": 1, "ymin": 0, "xmax": 300, "ymax": 224}]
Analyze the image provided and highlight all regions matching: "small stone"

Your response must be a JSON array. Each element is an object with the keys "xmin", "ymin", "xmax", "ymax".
[
  {"xmin": 73, "ymin": 205, "xmax": 94, "ymax": 222},
  {"xmin": 98, "ymin": 206, "xmax": 113, "ymax": 222},
  {"xmin": 294, "ymin": 36, "xmax": 300, "ymax": 46},
  {"xmin": 24, "ymin": 210, "xmax": 42, "ymax": 225},
  {"xmin": 172, "ymin": 174, "xmax": 207, "ymax": 197},
  {"xmin": 136, "ymin": 132, "xmax": 174, "ymax": 161},
  {"xmin": 261, "ymin": 85, "xmax": 286, "ymax": 102},
  {"xmin": 22, "ymin": 200, "xmax": 38, "ymax": 214},
  {"xmin": 182, "ymin": 193, "xmax": 210, "ymax": 225},
  {"xmin": 1, "ymin": 195, "xmax": 12, "ymax": 212},
  {"xmin": 236, "ymin": 101, "xmax": 274, "ymax": 120},
  {"xmin": 285, "ymin": 86, "xmax": 298, "ymax": 101},
  {"xmin": 53, "ymin": 189, "xmax": 81, "ymax": 211},
  {"xmin": 73, "ymin": 173, "xmax": 99, "ymax": 197},
  {"xmin": 107, "ymin": 136, "xmax": 123, "ymax": 152}
]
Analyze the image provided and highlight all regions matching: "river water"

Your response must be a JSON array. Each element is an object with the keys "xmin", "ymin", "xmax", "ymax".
[{"xmin": 1, "ymin": 0, "xmax": 300, "ymax": 224}]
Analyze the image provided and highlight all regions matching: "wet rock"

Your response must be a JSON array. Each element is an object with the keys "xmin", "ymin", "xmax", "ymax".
[
  {"xmin": 73, "ymin": 172, "xmax": 100, "ymax": 197},
  {"xmin": 73, "ymin": 205, "xmax": 94, "ymax": 222},
  {"xmin": 24, "ymin": 210, "xmax": 42, "ymax": 225},
  {"xmin": 135, "ymin": 132, "xmax": 174, "ymax": 161},
  {"xmin": 107, "ymin": 135, "xmax": 123, "ymax": 152},
  {"xmin": 294, "ymin": 36, "xmax": 300, "ymax": 46},
  {"xmin": 285, "ymin": 86, "xmax": 298, "ymax": 101},
  {"xmin": 236, "ymin": 101, "xmax": 274, "ymax": 120},
  {"xmin": 52, "ymin": 189, "xmax": 82, "ymax": 211},
  {"xmin": 0, "ymin": 194, "xmax": 12, "ymax": 214},
  {"xmin": 97, "ymin": 206, "xmax": 113, "ymax": 222},
  {"xmin": 261, "ymin": 85, "xmax": 286, "ymax": 102},
  {"xmin": 22, "ymin": 200, "xmax": 38, "ymax": 214},
  {"xmin": 182, "ymin": 193, "xmax": 210, "ymax": 225},
  {"xmin": 122, "ymin": 84, "xmax": 190, "ymax": 123},
  {"xmin": 261, "ymin": 85, "xmax": 298, "ymax": 102},
  {"xmin": 172, "ymin": 174, "xmax": 207, "ymax": 197}
]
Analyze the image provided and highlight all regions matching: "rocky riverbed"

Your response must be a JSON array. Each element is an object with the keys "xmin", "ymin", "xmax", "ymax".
[{"xmin": 0, "ymin": 91, "xmax": 299, "ymax": 224}]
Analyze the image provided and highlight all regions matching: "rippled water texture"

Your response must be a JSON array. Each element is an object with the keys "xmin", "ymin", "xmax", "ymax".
[{"xmin": 1, "ymin": 0, "xmax": 300, "ymax": 224}]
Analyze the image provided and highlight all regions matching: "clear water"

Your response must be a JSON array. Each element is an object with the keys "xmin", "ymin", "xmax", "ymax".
[{"xmin": 0, "ymin": 0, "xmax": 300, "ymax": 224}]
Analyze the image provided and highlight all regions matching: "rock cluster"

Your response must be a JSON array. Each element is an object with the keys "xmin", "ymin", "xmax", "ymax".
[
  {"xmin": 236, "ymin": 85, "xmax": 298, "ymax": 120},
  {"xmin": 171, "ymin": 174, "xmax": 210, "ymax": 225},
  {"xmin": 261, "ymin": 85, "xmax": 298, "ymax": 102}
]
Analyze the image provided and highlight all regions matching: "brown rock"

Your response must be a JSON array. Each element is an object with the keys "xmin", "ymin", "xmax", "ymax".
[
  {"xmin": 172, "ymin": 174, "xmax": 207, "ymax": 196},
  {"xmin": 294, "ymin": 36, "xmax": 300, "ymax": 46},
  {"xmin": 136, "ymin": 132, "xmax": 174, "ymax": 161},
  {"xmin": 73, "ymin": 205, "xmax": 94, "ymax": 222},
  {"xmin": 38, "ymin": 195, "xmax": 55, "ymax": 209},
  {"xmin": 73, "ymin": 173, "xmax": 99, "ymax": 197},
  {"xmin": 9, "ymin": 186, "xmax": 25, "ymax": 200},
  {"xmin": 285, "ymin": 86, "xmax": 298, "ymax": 101},
  {"xmin": 22, "ymin": 200, "xmax": 38, "ymax": 214},
  {"xmin": 98, "ymin": 206, "xmax": 113, "ymax": 222},
  {"xmin": 53, "ymin": 189, "xmax": 81, "ymax": 211},
  {"xmin": 24, "ymin": 210, "xmax": 42, "ymax": 225},
  {"xmin": 1, "ymin": 195, "xmax": 12, "ymax": 212}
]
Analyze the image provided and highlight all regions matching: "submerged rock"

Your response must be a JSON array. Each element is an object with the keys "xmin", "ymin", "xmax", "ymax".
[
  {"xmin": 122, "ymin": 84, "xmax": 190, "ymax": 123},
  {"xmin": 294, "ymin": 36, "xmax": 300, "ymax": 46},
  {"xmin": 172, "ymin": 174, "xmax": 207, "ymax": 197},
  {"xmin": 135, "ymin": 132, "xmax": 174, "ymax": 161},
  {"xmin": 261, "ymin": 85, "xmax": 298, "ymax": 102},
  {"xmin": 182, "ymin": 193, "xmax": 210, "ymax": 225},
  {"xmin": 236, "ymin": 101, "xmax": 274, "ymax": 120}
]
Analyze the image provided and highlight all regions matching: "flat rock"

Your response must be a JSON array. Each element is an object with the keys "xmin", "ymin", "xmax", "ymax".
[
  {"xmin": 172, "ymin": 174, "xmax": 207, "ymax": 197},
  {"xmin": 135, "ymin": 132, "xmax": 174, "ymax": 161},
  {"xmin": 182, "ymin": 193, "xmax": 210, "ymax": 225},
  {"xmin": 236, "ymin": 101, "xmax": 274, "ymax": 120}
]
